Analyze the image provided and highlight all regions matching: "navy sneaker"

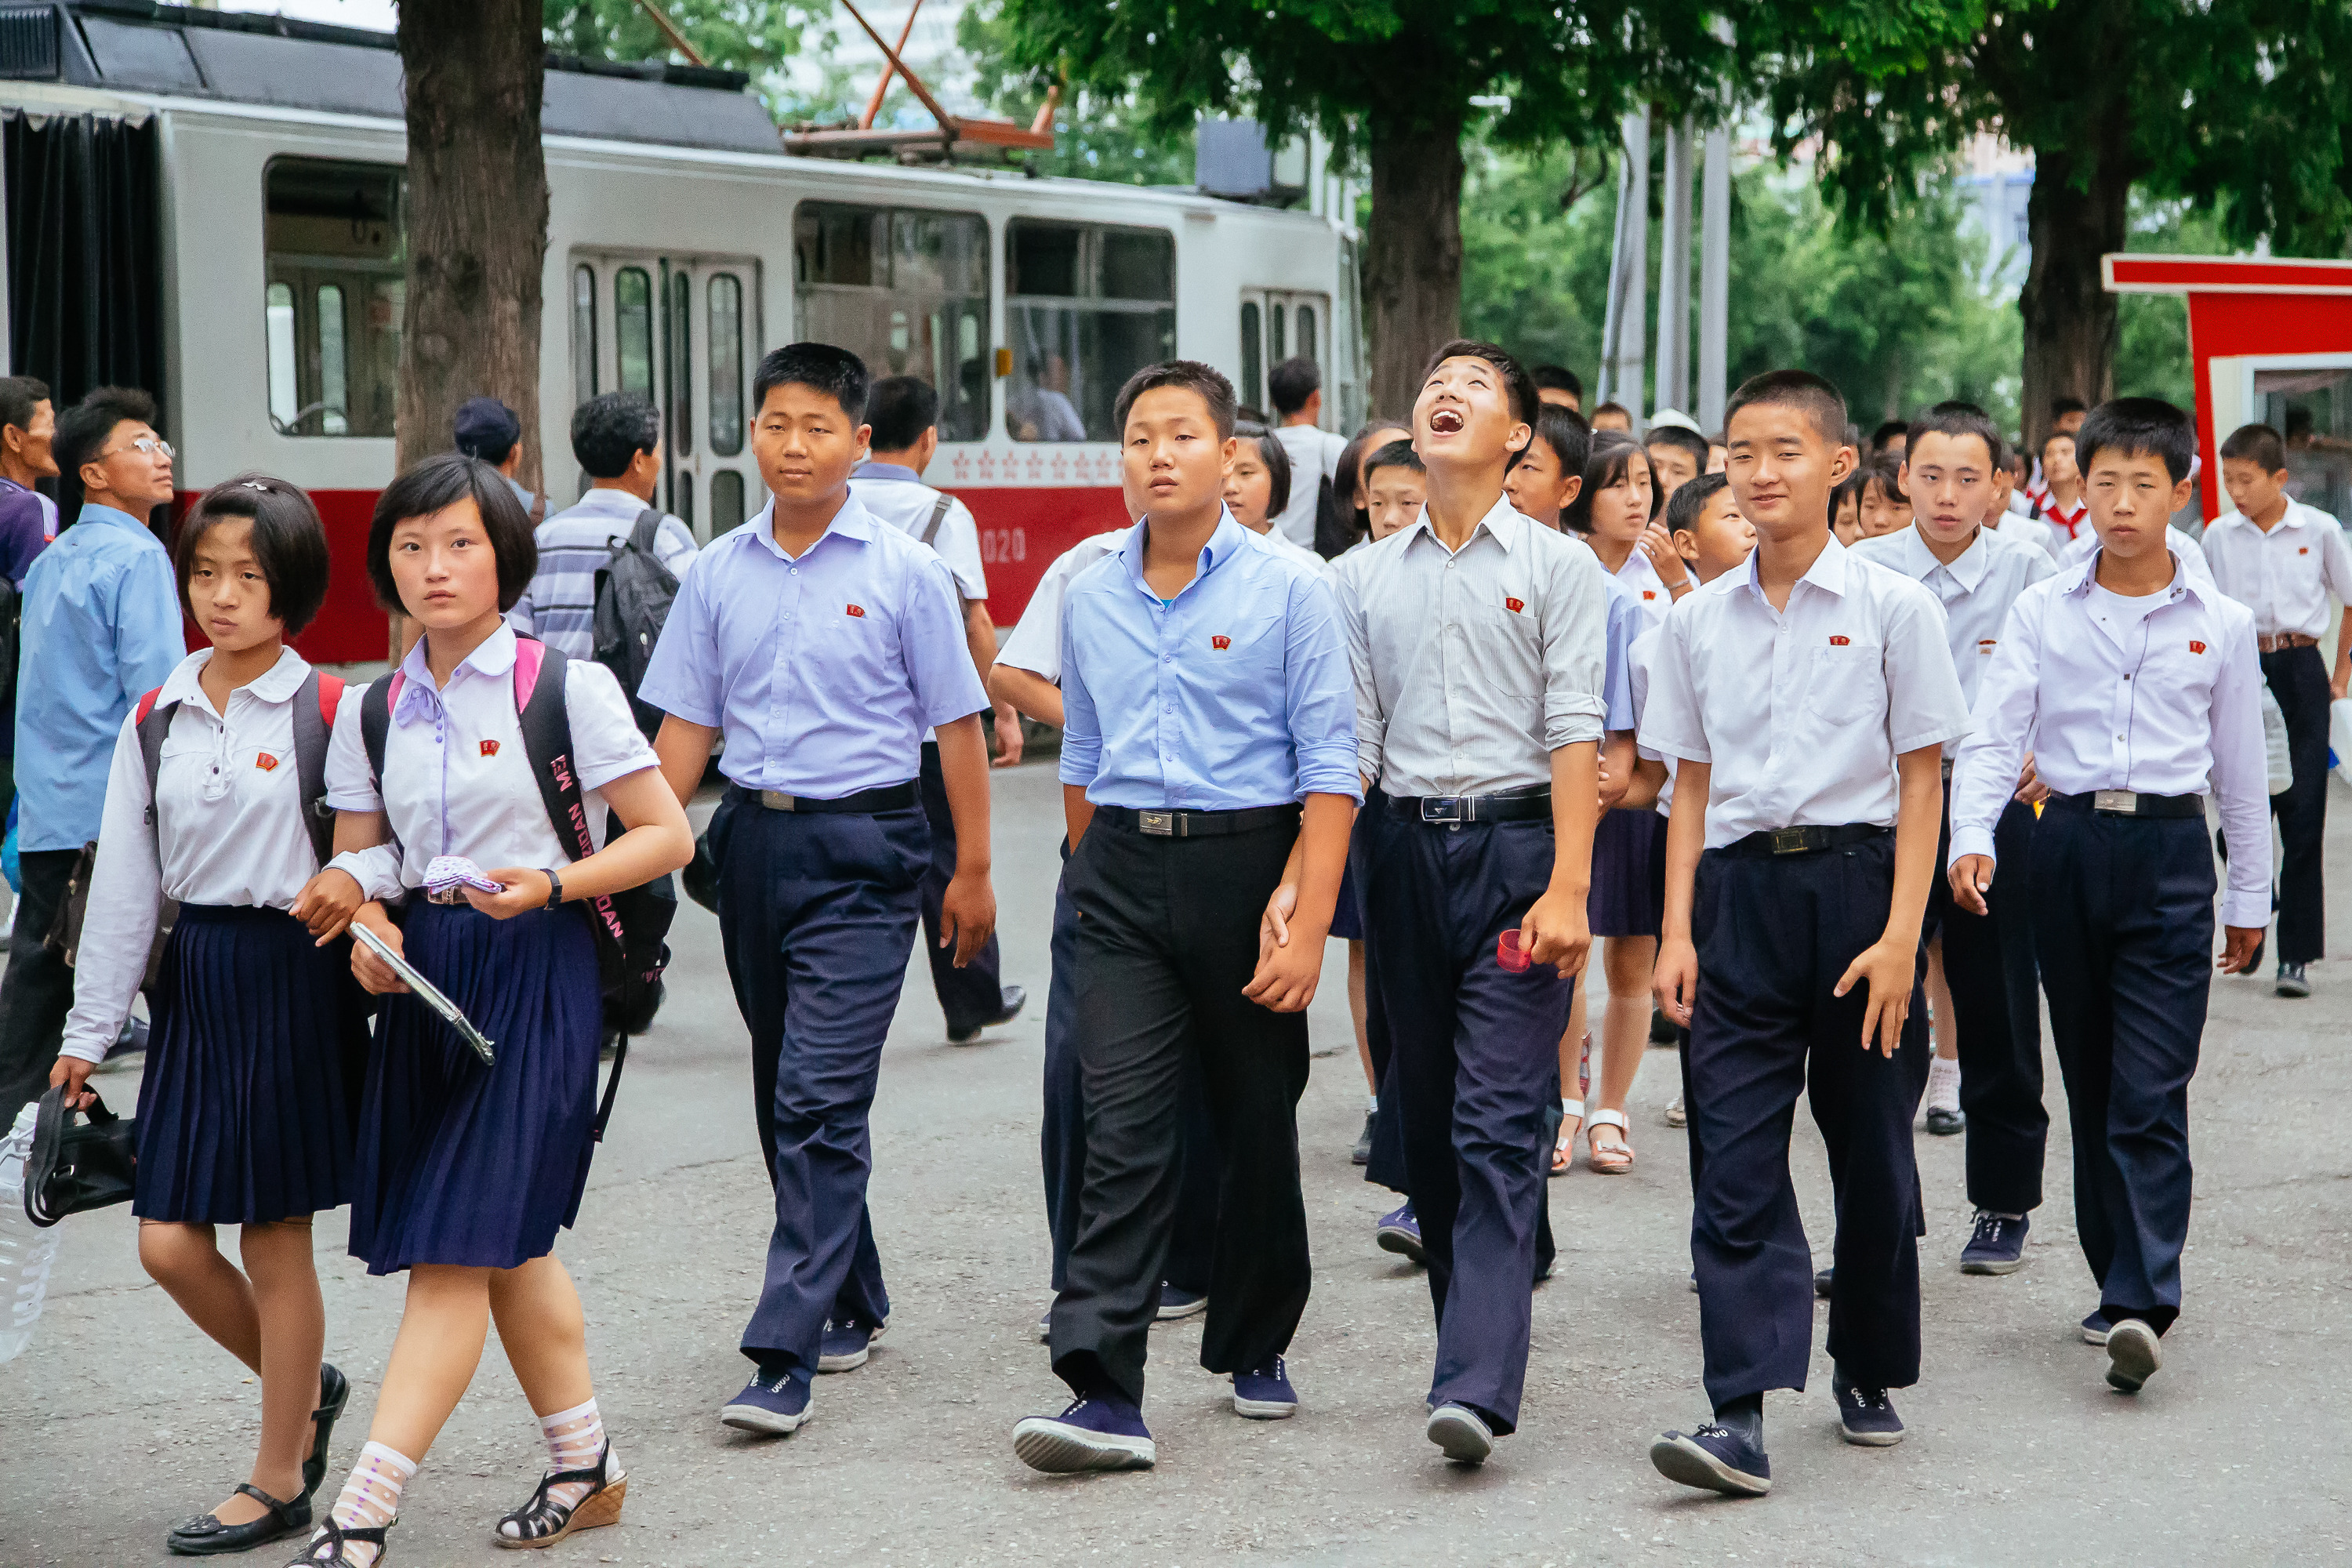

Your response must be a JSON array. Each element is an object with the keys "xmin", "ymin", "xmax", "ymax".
[
  {"xmin": 1232, "ymin": 1356, "xmax": 1297, "ymax": 1419},
  {"xmin": 1351, "ymin": 1111, "xmax": 1375, "ymax": 1165},
  {"xmin": 1650, "ymin": 1423, "xmax": 1771, "ymax": 1497},
  {"xmin": 1014, "ymin": 1390, "xmax": 1156, "ymax": 1472},
  {"xmin": 1814, "ymin": 1267, "xmax": 1834, "ymax": 1299},
  {"xmin": 2104, "ymin": 1318, "xmax": 2162, "ymax": 1392},
  {"xmin": 1156, "ymin": 1283, "xmax": 1207, "ymax": 1322},
  {"xmin": 1376, "ymin": 1203, "xmax": 1425, "ymax": 1265},
  {"xmin": 816, "ymin": 1314, "xmax": 886, "ymax": 1374},
  {"xmin": 1832, "ymin": 1373, "xmax": 1905, "ymax": 1446},
  {"xmin": 2277, "ymin": 961, "xmax": 2311, "ymax": 999},
  {"xmin": 1959, "ymin": 1210, "xmax": 2030, "ymax": 1275},
  {"xmin": 720, "ymin": 1364, "xmax": 811, "ymax": 1436},
  {"xmin": 2080, "ymin": 1309, "xmax": 2113, "ymax": 1345},
  {"xmin": 1426, "ymin": 1403, "xmax": 1494, "ymax": 1464}
]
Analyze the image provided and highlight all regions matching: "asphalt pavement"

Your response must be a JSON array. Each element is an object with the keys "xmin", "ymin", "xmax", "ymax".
[{"xmin": 4, "ymin": 761, "xmax": 2348, "ymax": 1566}]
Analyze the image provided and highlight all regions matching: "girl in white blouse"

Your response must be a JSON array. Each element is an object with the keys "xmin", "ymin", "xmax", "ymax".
[
  {"xmin": 287, "ymin": 456, "xmax": 691, "ymax": 1568},
  {"xmin": 50, "ymin": 477, "xmax": 367, "ymax": 1557}
]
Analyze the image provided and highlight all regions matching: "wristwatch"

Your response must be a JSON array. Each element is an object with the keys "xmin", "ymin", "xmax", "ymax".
[{"xmin": 542, "ymin": 866, "xmax": 564, "ymax": 909}]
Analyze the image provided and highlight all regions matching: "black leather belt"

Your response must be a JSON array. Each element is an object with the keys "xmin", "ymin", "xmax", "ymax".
[
  {"xmin": 1094, "ymin": 803, "xmax": 1301, "ymax": 838},
  {"xmin": 2046, "ymin": 789, "xmax": 2205, "ymax": 819},
  {"xmin": 1386, "ymin": 788, "xmax": 1552, "ymax": 825},
  {"xmin": 741, "ymin": 781, "xmax": 917, "ymax": 815},
  {"xmin": 1719, "ymin": 823, "xmax": 1890, "ymax": 858}
]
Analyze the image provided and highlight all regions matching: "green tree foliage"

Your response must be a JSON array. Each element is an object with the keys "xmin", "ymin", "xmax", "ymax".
[
  {"xmin": 542, "ymin": 0, "xmax": 843, "ymax": 120},
  {"xmin": 956, "ymin": 2, "xmax": 1194, "ymax": 186}
]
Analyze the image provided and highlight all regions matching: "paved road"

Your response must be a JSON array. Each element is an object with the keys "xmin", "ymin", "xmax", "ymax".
[{"xmin": 5, "ymin": 762, "xmax": 2349, "ymax": 1566}]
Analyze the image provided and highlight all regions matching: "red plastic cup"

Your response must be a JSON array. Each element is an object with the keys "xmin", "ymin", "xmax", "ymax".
[{"xmin": 1497, "ymin": 928, "xmax": 1532, "ymax": 973}]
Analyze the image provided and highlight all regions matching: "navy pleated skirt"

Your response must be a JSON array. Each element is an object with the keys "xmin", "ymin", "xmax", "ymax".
[
  {"xmin": 349, "ymin": 901, "xmax": 603, "ymax": 1275},
  {"xmin": 132, "ymin": 904, "xmax": 364, "ymax": 1225},
  {"xmin": 1588, "ymin": 807, "xmax": 1667, "ymax": 938},
  {"xmin": 1330, "ymin": 811, "xmax": 1371, "ymax": 942}
]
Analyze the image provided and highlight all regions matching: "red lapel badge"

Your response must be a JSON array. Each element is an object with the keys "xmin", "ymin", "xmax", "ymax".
[
  {"xmin": 2189, "ymin": 640, "xmax": 2206, "ymax": 655},
  {"xmin": 479, "ymin": 739, "xmax": 500, "ymax": 757},
  {"xmin": 253, "ymin": 751, "xmax": 278, "ymax": 772},
  {"xmin": 2299, "ymin": 546, "xmax": 2310, "ymax": 556},
  {"xmin": 1504, "ymin": 597, "xmax": 1524, "ymax": 614},
  {"xmin": 1642, "ymin": 590, "xmax": 1657, "ymax": 601},
  {"xmin": 846, "ymin": 604, "xmax": 866, "ymax": 619},
  {"xmin": 1829, "ymin": 635, "xmax": 1851, "ymax": 647},
  {"xmin": 1211, "ymin": 634, "xmax": 1232, "ymax": 650}
]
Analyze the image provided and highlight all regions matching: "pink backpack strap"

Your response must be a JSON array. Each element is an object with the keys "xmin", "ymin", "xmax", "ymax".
[{"xmin": 513, "ymin": 635, "xmax": 546, "ymax": 711}]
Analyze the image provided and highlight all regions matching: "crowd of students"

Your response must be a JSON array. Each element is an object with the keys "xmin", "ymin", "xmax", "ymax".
[{"xmin": 0, "ymin": 322, "xmax": 2326, "ymax": 1559}]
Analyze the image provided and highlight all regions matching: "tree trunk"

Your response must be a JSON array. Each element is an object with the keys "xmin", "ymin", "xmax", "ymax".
[
  {"xmin": 1363, "ymin": 109, "xmax": 1465, "ymax": 421},
  {"xmin": 394, "ymin": 0, "xmax": 549, "ymax": 485},
  {"xmin": 2018, "ymin": 128, "xmax": 2131, "ymax": 456}
]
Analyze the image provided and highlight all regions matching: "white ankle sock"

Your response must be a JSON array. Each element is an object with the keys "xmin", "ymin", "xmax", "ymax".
[
  {"xmin": 500, "ymin": 1396, "xmax": 618, "ymax": 1537},
  {"xmin": 1926, "ymin": 1054, "xmax": 1962, "ymax": 1113},
  {"xmin": 328, "ymin": 1442, "xmax": 414, "ymax": 1566},
  {"xmin": 1366, "ymin": 1094, "xmax": 1377, "ymax": 1113}
]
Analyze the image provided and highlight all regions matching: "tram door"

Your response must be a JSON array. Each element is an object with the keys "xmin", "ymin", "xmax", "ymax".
[
  {"xmin": 1236, "ymin": 289, "xmax": 1333, "ymax": 426},
  {"xmin": 568, "ymin": 252, "xmax": 764, "ymax": 542}
]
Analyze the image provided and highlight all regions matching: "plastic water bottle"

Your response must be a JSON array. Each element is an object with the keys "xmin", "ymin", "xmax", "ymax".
[{"xmin": 0, "ymin": 1100, "xmax": 59, "ymax": 1363}]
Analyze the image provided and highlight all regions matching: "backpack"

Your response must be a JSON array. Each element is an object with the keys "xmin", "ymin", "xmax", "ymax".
[
  {"xmin": 359, "ymin": 637, "xmax": 675, "ymax": 1139},
  {"xmin": 590, "ymin": 507, "xmax": 681, "ymax": 740}
]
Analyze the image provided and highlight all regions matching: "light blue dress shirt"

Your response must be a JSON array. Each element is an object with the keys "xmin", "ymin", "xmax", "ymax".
[
  {"xmin": 1602, "ymin": 572, "xmax": 1640, "ymax": 733},
  {"xmin": 637, "ymin": 493, "xmax": 988, "ymax": 797},
  {"xmin": 1059, "ymin": 512, "xmax": 1361, "ymax": 811},
  {"xmin": 15, "ymin": 506, "xmax": 185, "ymax": 851}
]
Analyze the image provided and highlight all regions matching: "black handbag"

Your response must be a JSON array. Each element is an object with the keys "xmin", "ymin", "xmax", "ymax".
[{"xmin": 23, "ymin": 1084, "xmax": 137, "ymax": 1227}]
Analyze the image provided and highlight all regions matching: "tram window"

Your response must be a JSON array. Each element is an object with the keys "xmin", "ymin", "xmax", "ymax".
[
  {"xmin": 1271, "ymin": 303, "xmax": 1286, "ymax": 366},
  {"xmin": 670, "ymin": 272, "xmax": 693, "ymax": 458},
  {"xmin": 615, "ymin": 268, "xmax": 654, "ymax": 401},
  {"xmin": 1006, "ymin": 220, "xmax": 1177, "ymax": 442},
  {"xmin": 793, "ymin": 201, "xmax": 989, "ymax": 441},
  {"xmin": 1240, "ymin": 302, "xmax": 1262, "ymax": 413},
  {"xmin": 710, "ymin": 468, "xmax": 746, "ymax": 536},
  {"xmin": 674, "ymin": 471, "xmax": 695, "ymax": 534},
  {"xmin": 572, "ymin": 266, "xmax": 597, "ymax": 409},
  {"xmin": 1298, "ymin": 304, "xmax": 1316, "ymax": 365},
  {"xmin": 710, "ymin": 273, "xmax": 744, "ymax": 456},
  {"xmin": 263, "ymin": 157, "xmax": 402, "ymax": 437}
]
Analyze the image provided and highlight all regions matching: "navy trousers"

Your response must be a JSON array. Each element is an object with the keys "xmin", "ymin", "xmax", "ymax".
[
  {"xmin": 1930, "ymin": 788, "xmax": 2049, "ymax": 1214},
  {"xmin": 917, "ymin": 740, "xmax": 1007, "ymax": 1034},
  {"xmin": 2261, "ymin": 644, "xmax": 2329, "ymax": 964},
  {"xmin": 713, "ymin": 787, "xmax": 927, "ymax": 1377},
  {"xmin": 1050, "ymin": 812, "xmax": 1311, "ymax": 1406},
  {"xmin": 1040, "ymin": 863, "xmax": 1218, "ymax": 1295},
  {"xmin": 1687, "ymin": 833, "xmax": 1929, "ymax": 1406},
  {"xmin": 2030, "ymin": 800, "xmax": 2214, "ymax": 1335},
  {"xmin": 1365, "ymin": 808, "xmax": 1573, "ymax": 1432}
]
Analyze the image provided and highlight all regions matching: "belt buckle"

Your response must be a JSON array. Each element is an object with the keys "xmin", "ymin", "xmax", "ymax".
[
  {"xmin": 2092, "ymin": 789, "xmax": 2137, "ymax": 815},
  {"xmin": 1421, "ymin": 797, "xmax": 1463, "ymax": 824},
  {"xmin": 1138, "ymin": 809, "xmax": 1174, "ymax": 837},
  {"xmin": 1769, "ymin": 826, "xmax": 1812, "ymax": 855},
  {"xmin": 760, "ymin": 790, "xmax": 797, "ymax": 812}
]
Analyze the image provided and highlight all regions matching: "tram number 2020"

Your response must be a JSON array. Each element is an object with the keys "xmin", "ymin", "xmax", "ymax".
[{"xmin": 981, "ymin": 528, "xmax": 1027, "ymax": 565}]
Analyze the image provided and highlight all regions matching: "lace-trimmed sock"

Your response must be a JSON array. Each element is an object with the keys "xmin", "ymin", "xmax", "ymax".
[
  {"xmin": 1925, "ymin": 1054, "xmax": 1962, "ymax": 1116},
  {"xmin": 498, "ymin": 1397, "xmax": 621, "ymax": 1539},
  {"xmin": 328, "ymin": 1441, "xmax": 414, "ymax": 1566}
]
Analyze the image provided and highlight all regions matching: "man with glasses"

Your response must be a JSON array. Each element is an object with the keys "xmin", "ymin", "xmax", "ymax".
[{"xmin": 0, "ymin": 387, "xmax": 183, "ymax": 1121}]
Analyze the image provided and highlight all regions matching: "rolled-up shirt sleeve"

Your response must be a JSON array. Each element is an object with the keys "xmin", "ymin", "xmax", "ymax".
[
  {"xmin": 1283, "ymin": 571, "xmax": 1364, "ymax": 800},
  {"xmin": 1337, "ymin": 565, "xmax": 1386, "ymax": 785},
  {"xmin": 2208, "ymin": 606, "xmax": 2274, "ymax": 927},
  {"xmin": 1542, "ymin": 549, "xmax": 1611, "ymax": 750},
  {"xmin": 58, "ymin": 719, "xmax": 158, "ymax": 1064},
  {"xmin": 1057, "ymin": 589, "xmax": 1104, "ymax": 789},
  {"xmin": 1947, "ymin": 593, "xmax": 2043, "ymax": 866}
]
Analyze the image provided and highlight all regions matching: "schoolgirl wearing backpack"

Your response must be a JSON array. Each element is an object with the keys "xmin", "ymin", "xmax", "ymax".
[
  {"xmin": 289, "ymin": 454, "xmax": 691, "ymax": 1568},
  {"xmin": 48, "ymin": 475, "xmax": 366, "ymax": 1557}
]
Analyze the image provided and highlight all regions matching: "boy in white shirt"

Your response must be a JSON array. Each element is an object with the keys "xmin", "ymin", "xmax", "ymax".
[
  {"xmin": 1267, "ymin": 358, "xmax": 1348, "ymax": 550},
  {"xmin": 2203, "ymin": 420, "xmax": 2352, "ymax": 996},
  {"xmin": 1852, "ymin": 402, "xmax": 2056, "ymax": 1276},
  {"xmin": 1948, "ymin": 397, "xmax": 2267, "ymax": 1396},
  {"xmin": 1642, "ymin": 371, "xmax": 1970, "ymax": 1495}
]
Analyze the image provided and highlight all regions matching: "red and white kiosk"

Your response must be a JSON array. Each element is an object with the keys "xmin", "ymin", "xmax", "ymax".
[{"xmin": 2105, "ymin": 253, "xmax": 2352, "ymax": 524}]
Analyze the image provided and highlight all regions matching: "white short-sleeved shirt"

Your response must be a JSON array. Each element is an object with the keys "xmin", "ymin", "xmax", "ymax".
[
  {"xmin": 1272, "ymin": 423, "xmax": 1348, "ymax": 547},
  {"xmin": 1628, "ymin": 624, "xmax": 1675, "ymax": 818},
  {"xmin": 2057, "ymin": 523, "xmax": 2213, "ymax": 587},
  {"xmin": 849, "ymin": 461, "xmax": 990, "ymax": 602},
  {"xmin": 2200, "ymin": 501, "xmax": 2352, "ymax": 640},
  {"xmin": 325, "ymin": 626, "xmax": 659, "ymax": 900},
  {"xmin": 1250, "ymin": 524, "xmax": 1327, "ymax": 573},
  {"xmin": 1606, "ymin": 545, "xmax": 1678, "ymax": 633},
  {"xmin": 1849, "ymin": 524, "xmax": 2057, "ymax": 758},
  {"xmin": 994, "ymin": 529, "xmax": 1126, "ymax": 684},
  {"xmin": 1638, "ymin": 534, "xmax": 1973, "ymax": 848}
]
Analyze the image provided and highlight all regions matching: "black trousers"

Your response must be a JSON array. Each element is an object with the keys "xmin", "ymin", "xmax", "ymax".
[
  {"xmin": 1365, "ymin": 808, "xmax": 1574, "ymax": 1432},
  {"xmin": 917, "ymin": 740, "xmax": 1007, "ymax": 1033},
  {"xmin": 1049, "ymin": 811, "xmax": 1310, "ymax": 1406},
  {"xmin": 2261, "ymin": 644, "xmax": 2329, "ymax": 964},
  {"xmin": 0, "ymin": 847, "xmax": 82, "ymax": 1123},
  {"xmin": 1929, "ymin": 789, "xmax": 2049, "ymax": 1214},
  {"xmin": 2031, "ymin": 800, "xmax": 2214, "ymax": 1336},
  {"xmin": 1687, "ymin": 834, "xmax": 1928, "ymax": 1406}
]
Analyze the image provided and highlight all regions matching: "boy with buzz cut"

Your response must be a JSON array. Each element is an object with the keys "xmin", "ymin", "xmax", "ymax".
[
  {"xmin": 1013, "ymin": 360, "xmax": 1359, "ymax": 1475},
  {"xmin": 1645, "ymin": 422, "xmax": 1711, "ymax": 509},
  {"xmin": 1340, "ymin": 339, "xmax": 1610, "ymax": 1465},
  {"xmin": 1642, "ymin": 369, "xmax": 1971, "ymax": 1496},
  {"xmin": 1851, "ymin": 401, "xmax": 2056, "ymax": 1276},
  {"xmin": 641, "ymin": 342, "xmax": 999, "ymax": 1439},
  {"xmin": 2203, "ymin": 419, "xmax": 2352, "ymax": 997},
  {"xmin": 1951, "ymin": 398, "xmax": 2267, "ymax": 1396}
]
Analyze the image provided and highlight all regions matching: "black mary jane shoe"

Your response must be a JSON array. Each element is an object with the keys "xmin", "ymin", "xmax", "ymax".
[
  {"xmin": 285, "ymin": 1518, "xmax": 391, "ymax": 1566},
  {"xmin": 303, "ymin": 1363, "xmax": 350, "ymax": 1500},
  {"xmin": 166, "ymin": 1484, "xmax": 311, "ymax": 1556},
  {"xmin": 492, "ymin": 1442, "xmax": 626, "ymax": 1550}
]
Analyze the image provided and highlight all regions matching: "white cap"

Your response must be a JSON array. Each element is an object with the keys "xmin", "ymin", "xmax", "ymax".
[{"xmin": 1647, "ymin": 408, "xmax": 1704, "ymax": 434}]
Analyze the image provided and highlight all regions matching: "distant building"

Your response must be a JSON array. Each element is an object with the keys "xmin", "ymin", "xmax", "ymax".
[{"xmin": 1956, "ymin": 136, "xmax": 2034, "ymax": 292}]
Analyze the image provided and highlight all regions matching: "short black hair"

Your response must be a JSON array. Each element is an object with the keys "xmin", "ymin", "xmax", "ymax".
[
  {"xmin": 56, "ymin": 385, "xmax": 158, "ymax": 484},
  {"xmin": 1564, "ymin": 431, "xmax": 1661, "ymax": 533},
  {"xmin": 1869, "ymin": 419, "xmax": 1910, "ymax": 448},
  {"xmin": 1832, "ymin": 468, "xmax": 1867, "ymax": 518},
  {"xmin": 753, "ymin": 343, "xmax": 870, "ymax": 425},
  {"xmin": 1364, "ymin": 437, "xmax": 1425, "ymax": 480},
  {"xmin": 1907, "ymin": 401, "xmax": 2005, "ymax": 470},
  {"xmin": 1526, "ymin": 405, "xmax": 1591, "ymax": 483},
  {"xmin": 1113, "ymin": 359, "xmax": 1237, "ymax": 440},
  {"xmin": 1645, "ymin": 423, "xmax": 1710, "ymax": 470},
  {"xmin": 1665, "ymin": 470, "xmax": 1733, "ymax": 534},
  {"xmin": 1420, "ymin": 339, "xmax": 1539, "ymax": 429},
  {"xmin": 569, "ymin": 392, "xmax": 662, "ymax": 481},
  {"xmin": 2074, "ymin": 397, "xmax": 2195, "ymax": 487},
  {"xmin": 1591, "ymin": 401, "xmax": 1632, "ymax": 424},
  {"xmin": 1266, "ymin": 356, "xmax": 1321, "ymax": 418},
  {"xmin": 867, "ymin": 375, "xmax": 942, "ymax": 452},
  {"xmin": 367, "ymin": 452, "xmax": 538, "ymax": 615},
  {"xmin": 175, "ymin": 474, "xmax": 332, "ymax": 636},
  {"xmin": 2219, "ymin": 422, "xmax": 2288, "ymax": 474},
  {"xmin": 1233, "ymin": 421, "xmax": 1294, "ymax": 519},
  {"xmin": 2051, "ymin": 395, "xmax": 2088, "ymax": 420},
  {"xmin": 1531, "ymin": 365, "xmax": 1584, "ymax": 401},
  {"xmin": 1863, "ymin": 450, "xmax": 1908, "ymax": 506},
  {"xmin": 1333, "ymin": 419, "xmax": 1410, "ymax": 548},
  {"xmin": 0, "ymin": 375, "xmax": 49, "ymax": 436},
  {"xmin": 1724, "ymin": 369, "xmax": 1847, "ymax": 448},
  {"xmin": 2041, "ymin": 426, "xmax": 2078, "ymax": 457}
]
